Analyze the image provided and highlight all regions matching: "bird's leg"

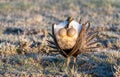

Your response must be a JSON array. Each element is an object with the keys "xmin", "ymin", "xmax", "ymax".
[
  {"xmin": 73, "ymin": 57, "xmax": 77, "ymax": 64},
  {"xmin": 66, "ymin": 57, "xmax": 70, "ymax": 67},
  {"xmin": 72, "ymin": 57, "xmax": 77, "ymax": 70},
  {"xmin": 65, "ymin": 57, "xmax": 70, "ymax": 71}
]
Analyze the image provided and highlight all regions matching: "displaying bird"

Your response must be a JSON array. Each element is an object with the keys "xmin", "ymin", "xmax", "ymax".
[{"xmin": 48, "ymin": 16, "xmax": 99, "ymax": 67}]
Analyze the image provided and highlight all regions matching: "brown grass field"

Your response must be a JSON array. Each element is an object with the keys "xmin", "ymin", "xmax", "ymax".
[{"xmin": 0, "ymin": 0, "xmax": 120, "ymax": 77}]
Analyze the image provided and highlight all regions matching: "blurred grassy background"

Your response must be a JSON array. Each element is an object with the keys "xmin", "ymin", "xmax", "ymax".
[{"xmin": 0, "ymin": 0, "xmax": 119, "ymax": 77}]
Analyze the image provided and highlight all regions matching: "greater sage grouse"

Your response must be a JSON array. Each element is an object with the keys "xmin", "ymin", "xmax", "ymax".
[{"xmin": 48, "ymin": 16, "xmax": 99, "ymax": 67}]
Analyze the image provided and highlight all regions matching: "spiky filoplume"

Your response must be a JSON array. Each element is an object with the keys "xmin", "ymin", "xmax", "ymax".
[{"xmin": 48, "ymin": 16, "xmax": 99, "ymax": 67}]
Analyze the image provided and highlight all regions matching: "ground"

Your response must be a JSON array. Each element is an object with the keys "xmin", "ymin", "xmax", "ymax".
[{"xmin": 0, "ymin": 0, "xmax": 120, "ymax": 77}]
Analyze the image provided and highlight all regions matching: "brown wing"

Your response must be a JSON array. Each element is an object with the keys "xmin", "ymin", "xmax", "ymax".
[
  {"xmin": 47, "ymin": 24, "xmax": 68, "ymax": 57},
  {"xmin": 67, "ymin": 21, "xmax": 86, "ymax": 56},
  {"xmin": 68, "ymin": 21, "xmax": 99, "ymax": 56},
  {"xmin": 48, "ymin": 21, "xmax": 99, "ymax": 57}
]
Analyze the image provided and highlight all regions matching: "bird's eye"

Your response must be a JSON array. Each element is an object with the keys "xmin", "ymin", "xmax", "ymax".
[
  {"xmin": 67, "ymin": 27, "xmax": 76, "ymax": 37},
  {"xmin": 59, "ymin": 28, "xmax": 67, "ymax": 37}
]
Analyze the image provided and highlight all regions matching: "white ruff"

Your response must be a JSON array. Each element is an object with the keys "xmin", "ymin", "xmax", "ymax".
[{"xmin": 54, "ymin": 20, "xmax": 82, "ymax": 49}]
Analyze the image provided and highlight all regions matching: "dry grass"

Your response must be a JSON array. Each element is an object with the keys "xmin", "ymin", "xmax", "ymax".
[
  {"xmin": 0, "ymin": 0, "xmax": 119, "ymax": 77},
  {"xmin": 114, "ymin": 65, "xmax": 120, "ymax": 77}
]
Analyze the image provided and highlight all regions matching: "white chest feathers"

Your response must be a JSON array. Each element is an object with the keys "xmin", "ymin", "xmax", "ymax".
[{"xmin": 54, "ymin": 20, "xmax": 82, "ymax": 49}]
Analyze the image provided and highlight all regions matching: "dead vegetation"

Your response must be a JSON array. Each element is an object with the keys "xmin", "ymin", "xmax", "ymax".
[{"xmin": 0, "ymin": 0, "xmax": 119, "ymax": 77}]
